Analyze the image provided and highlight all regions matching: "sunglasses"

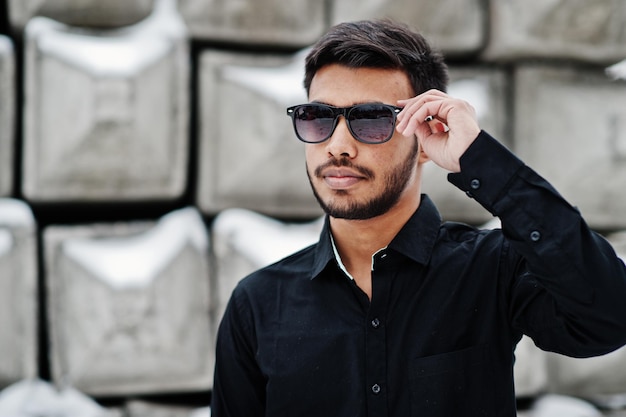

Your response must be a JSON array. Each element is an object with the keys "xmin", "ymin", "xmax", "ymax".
[{"xmin": 286, "ymin": 103, "xmax": 402, "ymax": 144}]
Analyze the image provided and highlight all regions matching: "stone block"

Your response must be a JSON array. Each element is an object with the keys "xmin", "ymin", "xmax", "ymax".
[
  {"xmin": 330, "ymin": 0, "xmax": 486, "ymax": 56},
  {"xmin": 421, "ymin": 67, "xmax": 509, "ymax": 223},
  {"xmin": 177, "ymin": 0, "xmax": 326, "ymax": 47},
  {"xmin": 0, "ymin": 36, "xmax": 14, "ymax": 197},
  {"xmin": 514, "ymin": 65, "xmax": 626, "ymax": 229},
  {"xmin": 0, "ymin": 199, "xmax": 38, "ymax": 388},
  {"xmin": 607, "ymin": 231, "xmax": 626, "ymax": 259},
  {"xmin": 125, "ymin": 400, "xmax": 204, "ymax": 417},
  {"xmin": 513, "ymin": 336, "xmax": 549, "ymax": 397},
  {"xmin": 608, "ymin": 59, "xmax": 626, "ymax": 80},
  {"xmin": 0, "ymin": 379, "xmax": 124, "ymax": 417},
  {"xmin": 6, "ymin": 0, "xmax": 44, "ymax": 32},
  {"xmin": 44, "ymin": 207, "xmax": 213, "ymax": 396},
  {"xmin": 484, "ymin": 0, "xmax": 626, "ymax": 63},
  {"xmin": 211, "ymin": 208, "xmax": 322, "ymax": 329},
  {"xmin": 545, "ymin": 345, "xmax": 626, "ymax": 398},
  {"xmin": 8, "ymin": 0, "xmax": 155, "ymax": 31},
  {"xmin": 196, "ymin": 49, "xmax": 322, "ymax": 217},
  {"xmin": 22, "ymin": 0, "xmax": 189, "ymax": 202}
]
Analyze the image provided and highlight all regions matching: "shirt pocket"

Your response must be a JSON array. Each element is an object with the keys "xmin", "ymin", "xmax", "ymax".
[{"xmin": 409, "ymin": 345, "xmax": 495, "ymax": 416}]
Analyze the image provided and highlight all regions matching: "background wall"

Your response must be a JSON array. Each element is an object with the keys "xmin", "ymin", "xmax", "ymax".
[{"xmin": 1, "ymin": 0, "xmax": 626, "ymax": 415}]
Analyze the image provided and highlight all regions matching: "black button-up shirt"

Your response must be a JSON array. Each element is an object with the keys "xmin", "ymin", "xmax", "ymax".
[{"xmin": 211, "ymin": 131, "xmax": 626, "ymax": 417}]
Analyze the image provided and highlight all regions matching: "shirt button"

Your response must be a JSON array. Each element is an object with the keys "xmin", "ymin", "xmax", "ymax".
[
  {"xmin": 371, "ymin": 384, "xmax": 381, "ymax": 394},
  {"xmin": 470, "ymin": 179, "xmax": 481, "ymax": 190},
  {"xmin": 530, "ymin": 230, "xmax": 541, "ymax": 242},
  {"xmin": 371, "ymin": 318, "xmax": 380, "ymax": 328}
]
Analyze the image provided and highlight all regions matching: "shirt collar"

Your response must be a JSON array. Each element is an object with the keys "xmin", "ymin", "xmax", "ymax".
[{"xmin": 310, "ymin": 195, "xmax": 442, "ymax": 280}]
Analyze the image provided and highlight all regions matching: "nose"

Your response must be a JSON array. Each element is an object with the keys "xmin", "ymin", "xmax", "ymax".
[{"xmin": 325, "ymin": 117, "xmax": 358, "ymax": 158}]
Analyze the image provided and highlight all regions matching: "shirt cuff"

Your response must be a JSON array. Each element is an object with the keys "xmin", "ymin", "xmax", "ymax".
[{"xmin": 447, "ymin": 130, "xmax": 524, "ymax": 215}]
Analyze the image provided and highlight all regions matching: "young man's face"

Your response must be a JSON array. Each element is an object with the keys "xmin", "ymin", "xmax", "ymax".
[{"xmin": 305, "ymin": 64, "xmax": 423, "ymax": 220}]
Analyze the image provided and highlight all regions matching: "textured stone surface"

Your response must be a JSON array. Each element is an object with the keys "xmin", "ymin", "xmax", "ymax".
[
  {"xmin": 421, "ymin": 66, "xmax": 509, "ymax": 223},
  {"xmin": 484, "ymin": 0, "xmax": 626, "ymax": 63},
  {"xmin": 6, "ymin": 0, "xmax": 45, "ymax": 31},
  {"xmin": 514, "ymin": 65, "xmax": 626, "ymax": 229},
  {"xmin": 8, "ymin": 0, "xmax": 155, "ymax": 30},
  {"xmin": 125, "ymin": 400, "xmax": 205, "ymax": 417},
  {"xmin": 330, "ymin": 0, "xmax": 485, "ymax": 56},
  {"xmin": 211, "ymin": 208, "xmax": 322, "ymax": 329},
  {"xmin": 0, "ymin": 199, "xmax": 38, "ymax": 388},
  {"xmin": 44, "ymin": 207, "xmax": 213, "ymax": 395},
  {"xmin": 0, "ymin": 36, "xmax": 14, "ymax": 197},
  {"xmin": 196, "ymin": 49, "xmax": 321, "ymax": 217},
  {"xmin": 0, "ymin": 379, "xmax": 124, "ymax": 416},
  {"xmin": 38, "ymin": 0, "xmax": 155, "ymax": 28},
  {"xmin": 21, "ymin": 0, "xmax": 188, "ymax": 202},
  {"xmin": 177, "ymin": 0, "xmax": 326, "ymax": 46},
  {"xmin": 545, "ymin": 346, "xmax": 626, "ymax": 397},
  {"xmin": 514, "ymin": 336, "xmax": 549, "ymax": 397}
]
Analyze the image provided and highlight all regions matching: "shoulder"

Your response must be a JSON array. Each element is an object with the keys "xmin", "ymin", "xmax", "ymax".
[
  {"xmin": 436, "ymin": 220, "xmax": 507, "ymax": 258},
  {"xmin": 235, "ymin": 243, "xmax": 318, "ymax": 295}
]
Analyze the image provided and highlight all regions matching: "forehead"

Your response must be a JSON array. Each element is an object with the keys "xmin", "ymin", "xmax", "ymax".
[{"xmin": 308, "ymin": 64, "xmax": 413, "ymax": 106}]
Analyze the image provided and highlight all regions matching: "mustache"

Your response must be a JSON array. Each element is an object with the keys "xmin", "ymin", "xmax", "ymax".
[{"xmin": 313, "ymin": 158, "xmax": 375, "ymax": 179}]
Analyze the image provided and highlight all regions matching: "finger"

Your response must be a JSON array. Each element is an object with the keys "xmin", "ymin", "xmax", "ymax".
[
  {"xmin": 425, "ymin": 115, "xmax": 450, "ymax": 133},
  {"xmin": 398, "ymin": 100, "xmax": 448, "ymax": 136}
]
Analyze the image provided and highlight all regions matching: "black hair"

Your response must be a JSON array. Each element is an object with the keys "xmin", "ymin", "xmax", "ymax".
[{"xmin": 304, "ymin": 19, "xmax": 449, "ymax": 96}]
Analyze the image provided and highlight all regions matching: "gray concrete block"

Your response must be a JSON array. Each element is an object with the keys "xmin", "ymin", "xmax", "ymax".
[
  {"xmin": 421, "ymin": 67, "xmax": 509, "ymax": 223},
  {"xmin": 514, "ymin": 336, "xmax": 549, "ymax": 397},
  {"xmin": 514, "ymin": 65, "xmax": 626, "ymax": 229},
  {"xmin": 211, "ymin": 208, "xmax": 322, "ymax": 329},
  {"xmin": 0, "ymin": 379, "xmax": 124, "ymax": 416},
  {"xmin": 0, "ymin": 36, "xmax": 15, "ymax": 197},
  {"xmin": 125, "ymin": 400, "xmax": 208, "ymax": 417},
  {"xmin": 6, "ymin": 0, "xmax": 41, "ymax": 32},
  {"xmin": 0, "ymin": 199, "xmax": 38, "ymax": 388},
  {"xmin": 484, "ymin": 0, "xmax": 626, "ymax": 63},
  {"xmin": 177, "ymin": 0, "xmax": 326, "ymax": 47},
  {"xmin": 22, "ymin": 0, "xmax": 189, "ymax": 202},
  {"xmin": 44, "ymin": 207, "xmax": 213, "ymax": 396},
  {"xmin": 8, "ymin": 0, "xmax": 155, "ymax": 31},
  {"xmin": 196, "ymin": 50, "xmax": 322, "ymax": 217},
  {"xmin": 330, "ymin": 0, "xmax": 486, "ymax": 56},
  {"xmin": 545, "ymin": 345, "xmax": 626, "ymax": 398},
  {"xmin": 38, "ymin": 0, "xmax": 155, "ymax": 28}
]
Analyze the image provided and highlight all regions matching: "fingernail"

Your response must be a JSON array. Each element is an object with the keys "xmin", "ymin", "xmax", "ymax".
[{"xmin": 436, "ymin": 122, "xmax": 449, "ymax": 133}]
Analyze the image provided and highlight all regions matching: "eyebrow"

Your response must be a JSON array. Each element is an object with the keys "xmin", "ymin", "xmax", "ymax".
[{"xmin": 309, "ymin": 100, "xmax": 387, "ymax": 106}]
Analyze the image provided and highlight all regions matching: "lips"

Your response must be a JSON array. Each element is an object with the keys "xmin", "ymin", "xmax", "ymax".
[{"xmin": 320, "ymin": 167, "xmax": 367, "ymax": 190}]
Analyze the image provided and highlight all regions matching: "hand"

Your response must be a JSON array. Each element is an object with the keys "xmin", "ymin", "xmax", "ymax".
[{"xmin": 395, "ymin": 89, "xmax": 481, "ymax": 173}]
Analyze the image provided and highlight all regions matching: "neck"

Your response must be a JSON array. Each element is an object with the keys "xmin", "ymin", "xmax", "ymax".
[
  {"xmin": 329, "ymin": 192, "xmax": 421, "ymax": 299},
  {"xmin": 330, "ymin": 193, "xmax": 420, "ymax": 256}
]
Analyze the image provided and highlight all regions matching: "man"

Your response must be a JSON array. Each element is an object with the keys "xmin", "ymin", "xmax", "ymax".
[{"xmin": 211, "ymin": 19, "xmax": 626, "ymax": 416}]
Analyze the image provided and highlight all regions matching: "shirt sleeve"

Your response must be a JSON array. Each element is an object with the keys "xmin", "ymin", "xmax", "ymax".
[
  {"xmin": 448, "ymin": 130, "xmax": 626, "ymax": 357},
  {"xmin": 211, "ymin": 285, "xmax": 266, "ymax": 416}
]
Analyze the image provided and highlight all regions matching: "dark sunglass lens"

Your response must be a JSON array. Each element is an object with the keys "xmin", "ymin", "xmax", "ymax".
[
  {"xmin": 348, "ymin": 105, "xmax": 395, "ymax": 143},
  {"xmin": 294, "ymin": 105, "xmax": 335, "ymax": 143}
]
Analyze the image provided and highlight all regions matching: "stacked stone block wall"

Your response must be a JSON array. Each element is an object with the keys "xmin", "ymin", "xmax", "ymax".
[{"xmin": 0, "ymin": 0, "xmax": 625, "ymax": 413}]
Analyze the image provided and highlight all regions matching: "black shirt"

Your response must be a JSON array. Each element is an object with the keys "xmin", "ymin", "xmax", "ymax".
[{"xmin": 211, "ymin": 131, "xmax": 626, "ymax": 417}]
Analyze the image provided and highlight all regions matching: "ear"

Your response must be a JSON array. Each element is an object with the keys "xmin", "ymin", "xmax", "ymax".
[{"xmin": 418, "ymin": 139, "xmax": 430, "ymax": 164}]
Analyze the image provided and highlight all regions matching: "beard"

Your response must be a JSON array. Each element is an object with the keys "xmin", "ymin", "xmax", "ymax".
[{"xmin": 307, "ymin": 139, "xmax": 419, "ymax": 220}]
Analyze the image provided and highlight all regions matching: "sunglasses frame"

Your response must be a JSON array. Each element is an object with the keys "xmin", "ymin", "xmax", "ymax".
[{"xmin": 286, "ymin": 103, "xmax": 402, "ymax": 144}]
